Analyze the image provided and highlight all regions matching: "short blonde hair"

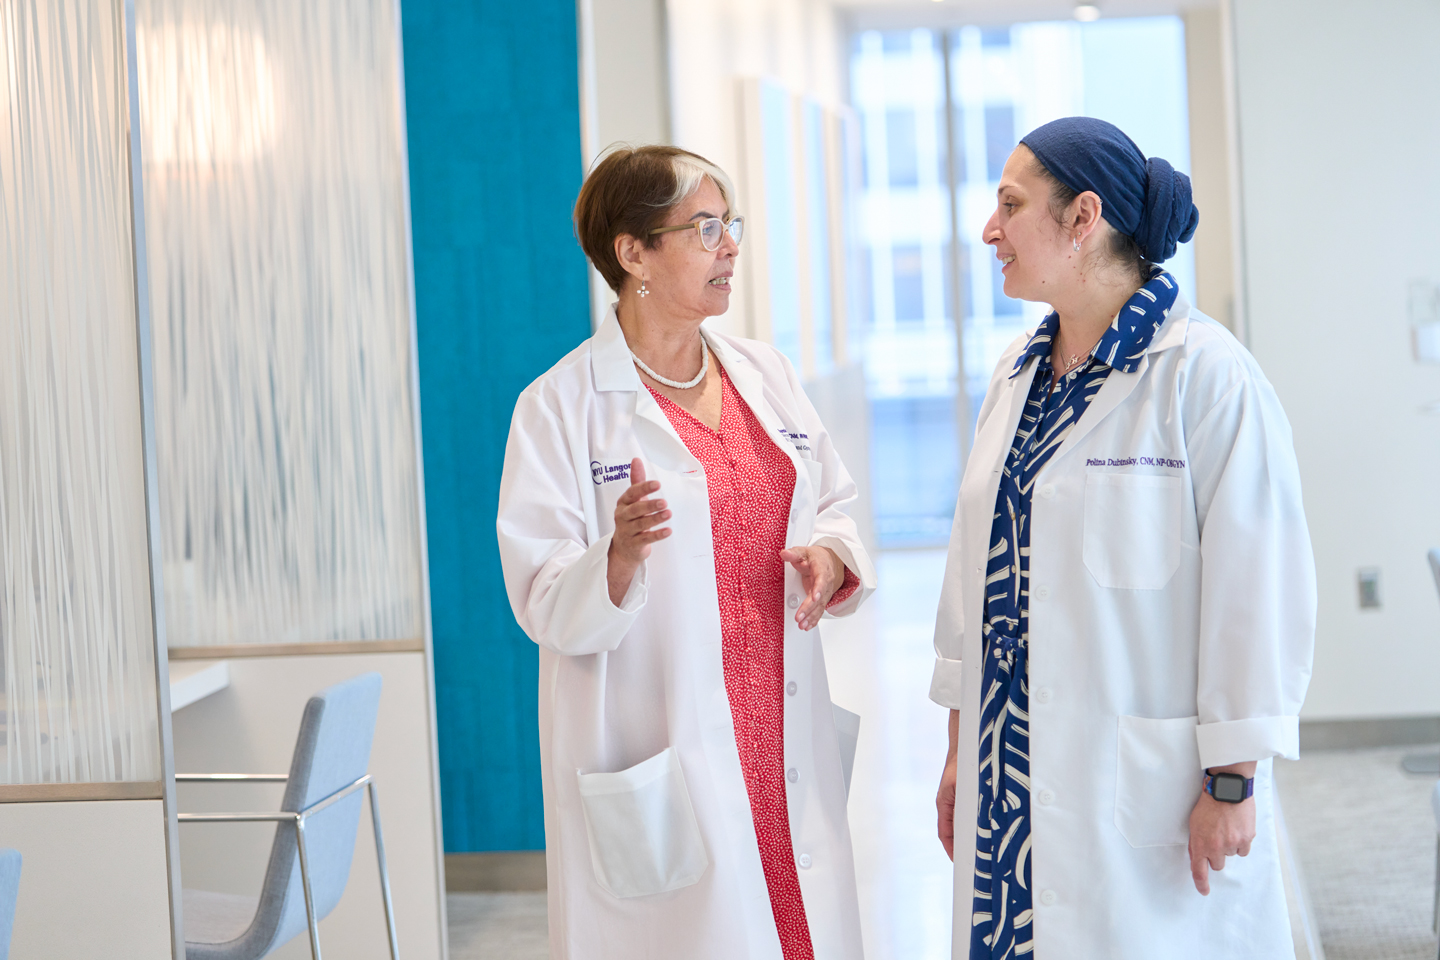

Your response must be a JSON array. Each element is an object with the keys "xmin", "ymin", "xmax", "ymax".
[{"xmin": 573, "ymin": 144, "xmax": 739, "ymax": 292}]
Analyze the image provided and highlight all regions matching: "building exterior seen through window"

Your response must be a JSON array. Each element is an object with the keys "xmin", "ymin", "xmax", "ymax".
[{"xmin": 850, "ymin": 18, "xmax": 1195, "ymax": 547}]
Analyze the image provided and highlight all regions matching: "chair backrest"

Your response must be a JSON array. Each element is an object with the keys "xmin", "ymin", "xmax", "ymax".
[
  {"xmin": 0, "ymin": 848, "xmax": 20, "ymax": 960},
  {"xmin": 239, "ymin": 672, "xmax": 383, "ymax": 956}
]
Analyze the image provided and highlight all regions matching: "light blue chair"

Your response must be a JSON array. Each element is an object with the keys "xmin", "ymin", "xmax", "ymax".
[
  {"xmin": 0, "ymin": 848, "xmax": 20, "ymax": 960},
  {"xmin": 177, "ymin": 672, "xmax": 398, "ymax": 960}
]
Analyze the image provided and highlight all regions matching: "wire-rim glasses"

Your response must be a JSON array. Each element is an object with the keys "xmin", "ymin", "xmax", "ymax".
[{"xmin": 648, "ymin": 216, "xmax": 744, "ymax": 252}]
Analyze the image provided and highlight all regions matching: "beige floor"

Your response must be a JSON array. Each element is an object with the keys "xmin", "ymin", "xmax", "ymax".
[{"xmin": 446, "ymin": 550, "xmax": 1440, "ymax": 960}]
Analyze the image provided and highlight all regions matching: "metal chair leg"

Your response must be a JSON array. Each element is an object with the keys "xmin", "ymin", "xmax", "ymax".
[
  {"xmin": 296, "ymin": 817, "xmax": 323, "ymax": 960},
  {"xmin": 369, "ymin": 780, "xmax": 401, "ymax": 960}
]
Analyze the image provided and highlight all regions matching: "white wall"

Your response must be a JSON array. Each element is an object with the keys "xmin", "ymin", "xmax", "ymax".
[
  {"xmin": 665, "ymin": 0, "xmax": 848, "ymax": 341},
  {"xmin": 1182, "ymin": 6, "xmax": 1237, "ymax": 329},
  {"xmin": 1228, "ymin": 0, "xmax": 1440, "ymax": 719},
  {"xmin": 169, "ymin": 651, "xmax": 446, "ymax": 959},
  {"xmin": 1, "ymin": 800, "xmax": 174, "ymax": 958}
]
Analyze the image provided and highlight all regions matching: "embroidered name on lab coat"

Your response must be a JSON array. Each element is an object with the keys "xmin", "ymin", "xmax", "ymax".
[{"xmin": 1086, "ymin": 456, "xmax": 1187, "ymax": 469}]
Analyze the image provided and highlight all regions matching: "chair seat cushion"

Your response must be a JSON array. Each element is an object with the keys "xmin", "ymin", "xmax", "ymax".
[{"xmin": 184, "ymin": 888, "xmax": 259, "ymax": 946}]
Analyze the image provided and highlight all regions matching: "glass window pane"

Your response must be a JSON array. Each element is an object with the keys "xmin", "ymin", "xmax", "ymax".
[
  {"xmin": 984, "ymin": 104, "xmax": 1015, "ymax": 182},
  {"xmin": 0, "ymin": 0, "xmax": 161, "ymax": 785},
  {"xmin": 885, "ymin": 108, "xmax": 918, "ymax": 188},
  {"xmin": 137, "ymin": 0, "xmax": 424, "ymax": 648}
]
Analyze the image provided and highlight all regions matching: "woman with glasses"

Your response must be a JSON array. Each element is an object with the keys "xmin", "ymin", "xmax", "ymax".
[{"xmin": 497, "ymin": 144, "xmax": 875, "ymax": 960}]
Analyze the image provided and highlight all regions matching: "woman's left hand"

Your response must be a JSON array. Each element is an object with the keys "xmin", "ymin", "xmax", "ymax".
[
  {"xmin": 1187, "ymin": 762, "xmax": 1258, "ymax": 895},
  {"xmin": 779, "ymin": 545, "xmax": 845, "ymax": 631}
]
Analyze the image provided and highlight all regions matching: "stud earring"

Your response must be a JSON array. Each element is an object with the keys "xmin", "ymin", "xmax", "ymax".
[
  {"xmin": 1073, "ymin": 236, "xmax": 1082, "ymax": 252},
  {"xmin": 639, "ymin": 281, "xmax": 649, "ymax": 298}
]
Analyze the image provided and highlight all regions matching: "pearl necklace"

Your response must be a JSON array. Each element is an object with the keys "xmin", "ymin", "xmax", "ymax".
[{"xmin": 631, "ymin": 340, "xmax": 709, "ymax": 389}]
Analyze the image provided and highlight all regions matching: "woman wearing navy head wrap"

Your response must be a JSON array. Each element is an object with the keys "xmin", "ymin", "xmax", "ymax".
[{"xmin": 929, "ymin": 118, "xmax": 1315, "ymax": 959}]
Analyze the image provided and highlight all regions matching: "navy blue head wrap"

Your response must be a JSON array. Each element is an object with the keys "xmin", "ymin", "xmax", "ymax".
[{"xmin": 1019, "ymin": 117, "xmax": 1198, "ymax": 263}]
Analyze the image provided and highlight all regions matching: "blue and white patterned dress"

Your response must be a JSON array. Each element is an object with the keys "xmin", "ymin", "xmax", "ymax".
[{"xmin": 970, "ymin": 266, "xmax": 1180, "ymax": 960}]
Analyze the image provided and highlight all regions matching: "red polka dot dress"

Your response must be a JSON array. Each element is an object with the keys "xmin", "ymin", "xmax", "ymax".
[{"xmin": 648, "ymin": 366, "xmax": 856, "ymax": 960}]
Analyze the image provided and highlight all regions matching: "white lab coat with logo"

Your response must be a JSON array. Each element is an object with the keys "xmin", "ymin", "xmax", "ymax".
[
  {"xmin": 930, "ymin": 295, "xmax": 1315, "ymax": 959},
  {"xmin": 498, "ymin": 306, "xmax": 876, "ymax": 960}
]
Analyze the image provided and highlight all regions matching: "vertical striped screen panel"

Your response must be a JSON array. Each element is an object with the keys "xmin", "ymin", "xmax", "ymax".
[
  {"xmin": 136, "ymin": 0, "xmax": 424, "ymax": 648},
  {"xmin": 0, "ymin": 0, "xmax": 162, "ymax": 784}
]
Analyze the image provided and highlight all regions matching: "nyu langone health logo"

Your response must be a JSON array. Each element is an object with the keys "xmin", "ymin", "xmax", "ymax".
[
  {"xmin": 591, "ymin": 461, "xmax": 632, "ymax": 485},
  {"xmin": 1086, "ymin": 456, "xmax": 1187, "ymax": 469}
]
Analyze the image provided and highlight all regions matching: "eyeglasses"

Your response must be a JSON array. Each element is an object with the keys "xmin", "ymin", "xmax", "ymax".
[{"xmin": 648, "ymin": 216, "xmax": 744, "ymax": 252}]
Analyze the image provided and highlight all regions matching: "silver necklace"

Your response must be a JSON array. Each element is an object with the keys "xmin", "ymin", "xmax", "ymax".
[{"xmin": 631, "ymin": 340, "xmax": 709, "ymax": 389}]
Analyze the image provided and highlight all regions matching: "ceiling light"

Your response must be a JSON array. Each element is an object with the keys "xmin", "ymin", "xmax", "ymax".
[{"xmin": 1074, "ymin": 4, "xmax": 1101, "ymax": 20}]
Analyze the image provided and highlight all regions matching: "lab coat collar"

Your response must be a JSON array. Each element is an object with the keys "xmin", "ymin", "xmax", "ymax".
[
  {"xmin": 590, "ymin": 304, "xmax": 750, "ymax": 392},
  {"xmin": 591, "ymin": 304, "xmax": 643, "ymax": 392},
  {"xmin": 1009, "ymin": 269, "xmax": 1189, "ymax": 380}
]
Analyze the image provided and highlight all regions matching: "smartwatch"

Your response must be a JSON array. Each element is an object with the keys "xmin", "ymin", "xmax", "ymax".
[{"xmin": 1203, "ymin": 770, "xmax": 1254, "ymax": 804}]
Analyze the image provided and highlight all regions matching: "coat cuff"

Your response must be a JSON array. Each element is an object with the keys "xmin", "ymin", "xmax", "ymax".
[
  {"xmin": 812, "ymin": 535, "xmax": 872, "ymax": 618},
  {"xmin": 1195, "ymin": 716, "xmax": 1299, "ymax": 769},
  {"xmin": 597, "ymin": 533, "xmax": 648, "ymax": 616},
  {"xmin": 929, "ymin": 656, "xmax": 964, "ymax": 709}
]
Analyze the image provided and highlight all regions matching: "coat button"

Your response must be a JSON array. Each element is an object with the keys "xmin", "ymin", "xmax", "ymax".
[
  {"xmin": 1035, "ymin": 687, "xmax": 1052, "ymax": 704},
  {"xmin": 786, "ymin": 681, "xmax": 798, "ymax": 696},
  {"xmin": 786, "ymin": 595, "xmax": 800, "ymax": 609},
  {"xmin": 786, "ymin": 767, "xmax": 798, "ymax": 783},
  {"xmin": 1040, "ymin": 889, "xmax": 1057, "ymax": 906},
  {"xmin": 798, "ymin": 854, "xmax": 812, "ymax": 869},
  {"xmin": 1033, "ymin": 585, "xmax": 1050, "ymax": 601},
  {"xmin": 1038, "ymin": 789, "xmax": 1056, "ymax": 805},
  {"xmin": 1038, "ymin": 483, "xmax": 1056, "ymax": 499}
]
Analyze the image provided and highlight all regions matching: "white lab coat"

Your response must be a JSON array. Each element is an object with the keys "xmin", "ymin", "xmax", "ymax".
[
  {"xmin": 497, "ymin": 306, "xmax": 876, "ymax": 960},
  {"xmin": 930, "ymin": 295, "xmax": 1315, "ymax": 959}
]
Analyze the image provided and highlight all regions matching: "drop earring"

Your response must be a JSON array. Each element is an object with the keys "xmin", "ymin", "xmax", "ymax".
[
  {"xmin": 639, "ymin": 281, "xmax": 649, "ymax": 298},
  {"xmin": 1073, "ymin": 236, "xmax": 1082, "ymax": 252}
]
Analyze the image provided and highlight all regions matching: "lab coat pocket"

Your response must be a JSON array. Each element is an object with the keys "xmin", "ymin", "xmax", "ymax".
[
  {"xmin": 1083, "ymin": 473, "xmax": 1182, "ymax": 590},
  {"xmin": 831, "ymin": 703, "xmax": 860, "ymax": 799},
  {"xmin": 576, "ymin": 747, "xmax": 709, "ymax": 898},
  {"xmin": 1114, "ymin": 715, "xmax": 1201, "ymax": 848}
]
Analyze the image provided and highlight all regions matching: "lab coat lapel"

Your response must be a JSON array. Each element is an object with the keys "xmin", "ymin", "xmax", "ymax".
[
  {"xmin": 591, "ymin": 305, "xmax": 701, "ymax": 472},
  {"xmin": 1050, "ymin": 305, "xmax": 1190, "ymax": 463},
  {"xmin": 706, "ymin": 332, "xmax": 796, "ymax": 464}
]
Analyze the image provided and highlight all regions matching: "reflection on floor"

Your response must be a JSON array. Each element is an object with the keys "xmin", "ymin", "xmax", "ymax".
[
  {"xmin": 822, "ymin": 548, "xmax": 955, "ymax": 960},
  {"xmin": 1277, "ymin": 746, "xmax": 1439, "ymax": 960},
  {"xmin": 447, "ymin": 892, "xmax": 546, "ymax": 959}
]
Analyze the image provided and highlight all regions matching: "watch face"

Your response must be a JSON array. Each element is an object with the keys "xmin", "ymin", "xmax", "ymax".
[{"xmin": 1212, "ymin": 774, "xmax": 1247, "ymax": 803}]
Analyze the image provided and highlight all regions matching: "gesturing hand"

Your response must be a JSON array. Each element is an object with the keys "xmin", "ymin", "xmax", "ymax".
[
  {"xmin": 1187, "ymin": 766, "xmax": 1257, "ymax": 895},
  {"xmin": 779, "ymin": 545, "xmax": 845, "ymax": 631},
  {"xmin": 607, "ymin": 458, "xmax": 671, "ymax": 607}
]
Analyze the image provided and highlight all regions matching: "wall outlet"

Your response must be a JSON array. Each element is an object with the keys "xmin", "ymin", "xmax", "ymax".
[
  {"xmin": 1357, "ymin": 567, "xmax": 1382, "ymax": 609},
  {"xmin": 1415, "ymin": 322, "xmax": 1440, "ymax": 364},
  {"xmin": 1410, "ymin": 280, "xmax": 1440, "ymax": 363}
]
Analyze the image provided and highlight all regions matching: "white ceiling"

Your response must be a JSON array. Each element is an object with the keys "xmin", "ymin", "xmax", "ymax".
[{"xmin": 835, "ymin": 0, "xmax": 1217, "ymax": 31}]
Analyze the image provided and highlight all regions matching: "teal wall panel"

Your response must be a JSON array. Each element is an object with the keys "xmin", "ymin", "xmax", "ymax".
[{"xmin": 402, "ymin": 0, "xmax": 592, "ymax": 851}]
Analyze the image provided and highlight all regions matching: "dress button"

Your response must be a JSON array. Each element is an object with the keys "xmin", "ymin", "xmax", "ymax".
[
  {"xmin": 798, "ymin": 854, "xmax": 812, "ymax": 869},
  {"xmin": 1038, "ymin": 789, "xmax": 1056, "ymax": 805},
  {"xmin": 1035, "ymin": 687, "xmax": 1052, "ymax": 704},
  {"xmin": 786, "ymin": 681, "xmax": 798, "ymax": 696},
  {"xmin": 1040, "ymin": 889, "xmax": 1058, "ymax": 906},
  {"xmin": 786, "ymin": 595, "xmax": 800, "ymax": 609},
  {"xmin": 1033, "ymin": 585, "xmax": 1050, "ymax": 601},
  {"xmin": 1039, "ymin": 483, "xmax": 1056, "ymax": 499},
  {"xmin": 786, "ymin": 767, "xmax": 798, "ymax": 783}
]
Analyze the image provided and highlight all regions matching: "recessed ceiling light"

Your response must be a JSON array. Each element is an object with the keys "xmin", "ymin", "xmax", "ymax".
[{"xmin": 1074, "ymin": 4, "xmax": 1102, "ymax": 20}]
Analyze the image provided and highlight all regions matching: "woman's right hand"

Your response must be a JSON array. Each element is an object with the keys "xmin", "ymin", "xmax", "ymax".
[
  {"xmin": 937, "ymin": 708, "xmax": 959, "ymax": 860},
  {"xmin": 607, "ymin": 458, "xmax": 672, "ymax": 607}
]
